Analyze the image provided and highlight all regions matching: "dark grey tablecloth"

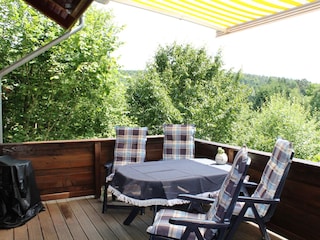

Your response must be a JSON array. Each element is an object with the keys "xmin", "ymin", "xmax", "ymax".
[{"xmin": 109, "ymin": 159, "xmax": 228, "ymax": 207}]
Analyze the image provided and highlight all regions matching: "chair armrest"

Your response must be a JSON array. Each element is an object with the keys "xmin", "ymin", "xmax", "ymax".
[
  {"xmin": 243, "ymin": 181, "xmax": 258, "ymax": 188},
  {"xmin": 241, "ymin": 181, "xmax": 258, "ymax": 196},
  {"xmin": 178, "ymin": 194, "xmax": 215, "ymax": 213},
  {"xmin": 169, "ymin": 217, "xmax": 229, "ymax": 229},
  {"xmin": 178, "ymin": 194, "xmax": 215, "ymax": 205},
  {"xmin": 238, "ymin": 196, "xmax": 280, "ymax": 205}
]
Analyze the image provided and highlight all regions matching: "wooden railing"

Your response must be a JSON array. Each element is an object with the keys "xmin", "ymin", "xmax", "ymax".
[{"xmin": 0, "ymin": 137, "xmax": 319, "ymax": 240}]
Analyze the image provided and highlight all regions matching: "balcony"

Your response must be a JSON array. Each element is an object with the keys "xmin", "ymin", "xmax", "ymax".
[{"xmin": 0, "ymin": 136, "xmax": 319, "ymax": 239}]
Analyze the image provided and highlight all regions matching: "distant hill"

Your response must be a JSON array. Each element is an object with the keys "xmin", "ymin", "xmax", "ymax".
[{"xmin": 120, "ymin": 70, "xmax": 315, "ymax": 92}]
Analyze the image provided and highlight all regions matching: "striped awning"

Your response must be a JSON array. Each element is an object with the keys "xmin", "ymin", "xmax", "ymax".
[{"xmin": 110, "ymin": 0, "xmax": 320, "ymax": 36}]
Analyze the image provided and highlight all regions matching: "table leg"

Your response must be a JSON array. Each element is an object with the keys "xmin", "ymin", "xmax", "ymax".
[{"xmin": 123, "ymin": 207, "xmax": 143, "ymax": 225}]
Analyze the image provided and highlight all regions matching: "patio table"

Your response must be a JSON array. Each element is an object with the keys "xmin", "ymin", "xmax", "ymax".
[{"xmin": 108, "ymin": 159, "xmax": 231, "ymax": 224}]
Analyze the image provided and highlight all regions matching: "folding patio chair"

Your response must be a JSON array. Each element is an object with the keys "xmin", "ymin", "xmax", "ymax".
[
  {"xmin": 162, "ymin": 124, "xmax": 196, "ymax": 160},
  {"xmin": 147, "ymin": 146, "xmax": 250, "ymax": 240},
  {"xmin": 225, "ymin": 138, "xmax": 294, "ymax": 240},
  {"xmin": 102, "ymin": 126, "xmax": 148, "ymax": 213}
]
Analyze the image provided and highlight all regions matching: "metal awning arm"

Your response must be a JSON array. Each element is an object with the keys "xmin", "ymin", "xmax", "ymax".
[{"xmin": 0, "ymin": 16, "xmax": 84, "ymax": 78}]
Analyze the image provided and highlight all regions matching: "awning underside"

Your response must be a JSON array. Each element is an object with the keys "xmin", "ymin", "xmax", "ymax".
[
  {"xmin": 110, "ymin": 0, "xmax": 320, "ymax": 36},
  {"xmin": 24, "ymin": 0, "xmax": 93, "ymax": 29}
]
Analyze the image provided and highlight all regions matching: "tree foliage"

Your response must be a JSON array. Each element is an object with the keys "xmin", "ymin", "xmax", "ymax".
[
  {"xmin": 231, "ymin": 93, "xmax": 320, "ymax": 160},
  {"xmin": 127, "ymin": 43, "xmax": 249, "ymax": 141},
  {"xmin": 309, "ymin": 85, "xmax": 320, "ymax": 122},
  {"xmin": 1, "ymin": 1, "xmax": 130, "ymax": 142},
  {"xmin": 240, "ymin": 74, "xmax": 311, "ymax": 110},
  {"xmin": 126, "ymin": 43, "xmax": 320, "ymax": 161}
]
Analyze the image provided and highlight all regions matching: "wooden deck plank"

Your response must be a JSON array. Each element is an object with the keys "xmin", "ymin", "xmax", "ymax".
[
  {"xmin": 0, "ymin": 228, "xmax": 13, "ymax": 240},
  {"xmin": 67, "ymin": 198, "xmax": 103, "ymax": 240},
  {"xmin": 46, "ymin": 201, "xmax": 73, "ymax": 240},
  {"xmin": 110, "ymin": 208, "xmax": 150, "ymax": 240},
  {"xmin": 57, "ymin": 201, "xmax": 88, "ymax": 240},
  {"xmin": 38, "ymin": 202, "xmax": 59, "ymax": 240},
  {"xmin": 87, "ymin": 198, "xmax": 134, "ymax": 240},
  {"xmin": 78, "ymin": 198, "xmax": 118, "ymax": 240},
  {"xmin": 26, "ymin": 215, "xmax": 43, "ymax": 240},
  {"xmin": 13, "ymin": 224, "xmax": 28, "ymax": 240},
  {"xmin": 0, "ymin": 196, "xmax": 288, "ymax": 240},
  {"xmin": 126, "ymin": 210, "xmax": 152, "ymax": 235}
]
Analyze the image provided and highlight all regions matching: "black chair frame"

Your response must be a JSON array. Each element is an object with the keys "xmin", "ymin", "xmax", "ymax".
[{"xmin": 225, "ymin": 151, "xmax": 294, "ymax": 240}]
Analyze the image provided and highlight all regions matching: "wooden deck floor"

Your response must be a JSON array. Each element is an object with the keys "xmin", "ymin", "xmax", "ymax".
[{"xmin": 0, "ymin": 196, "xmax": 287, "ymax": 240}]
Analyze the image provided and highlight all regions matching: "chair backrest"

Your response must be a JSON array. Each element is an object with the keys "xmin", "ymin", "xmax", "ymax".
[
  {"xmin": 113, "ymin": 126, "xmax": 148, "ymax": 172},
  {"xmin": 205, "ymin": 147, "xmax": 250, "ymax": 238},
  {"xmin": 251, "ymin": 138, "xmax": 294, "ymax": 217},
  {"xmin": 162, "ymin": 124, "xmax": 195, "ymax": 160}
]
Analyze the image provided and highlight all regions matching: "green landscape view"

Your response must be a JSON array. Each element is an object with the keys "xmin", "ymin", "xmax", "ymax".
[{"xmin": 1, "ymin": 1, "xmax": 319, "ymax": 162}]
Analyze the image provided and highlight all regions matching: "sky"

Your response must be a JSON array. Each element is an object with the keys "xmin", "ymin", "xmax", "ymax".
[{"xmin": 97, "ymin": 2, "xmax": 320, "ymax": 83}]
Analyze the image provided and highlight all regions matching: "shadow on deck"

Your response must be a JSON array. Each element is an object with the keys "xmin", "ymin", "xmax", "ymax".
[{"xmin": 0, "ymin": 196, "xmax": 287, "ymax": 240}]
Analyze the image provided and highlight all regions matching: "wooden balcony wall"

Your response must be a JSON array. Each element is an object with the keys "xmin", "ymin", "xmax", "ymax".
[{"xmin": 0, "ymin": 136, "xmax": 319, "ymax": 240}]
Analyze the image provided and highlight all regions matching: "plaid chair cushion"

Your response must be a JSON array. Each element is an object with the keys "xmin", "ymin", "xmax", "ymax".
[
  {"xmin": 249, "ymin": 138, "xmax": 293, "ymax": 217},
  {"xmin": 113, "ymin": 126, "xmax": 148, "ymax": 172},
  {"xmin": 206, "ymin": 148, "xmax": 249, "ymax": 231},
  {"xmin": 146, "ymin": 209, "xmax": 207, "ymax": 240},
  {"xmin": 147, "ymin": 147, "xmax": 249, "ymax": 240},
  {"xmin": 163, "ymin": 124, "xmax": 195, "ymax": 160}
]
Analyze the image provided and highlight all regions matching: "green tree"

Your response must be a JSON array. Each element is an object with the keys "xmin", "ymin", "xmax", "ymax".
[
  {"xmin": 309, "ymin": 85, "xmax": 320, "ymax": 122},
  {"xmin": 127, "ymin": 43, "xmax": 249, "ymax": 141},
  {"xmin": 1, "ymin": 1, "xmax": 130, "ymax": 142},
  {"xmin": 240, "ymin": 74, "xmax": 313, "ymax": 111},
  {"xmin": 126, "ymin": 69, "xmax": 183, "ymax": 133},
  {"xmin": 232, "ymin": 93, "xmax": 320, "ymax": 161}
]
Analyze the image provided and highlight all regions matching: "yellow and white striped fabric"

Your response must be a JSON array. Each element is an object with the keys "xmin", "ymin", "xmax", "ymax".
[{"xmin": 111, "ymin": 0, "xmax": 320, "ymax": 36}]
